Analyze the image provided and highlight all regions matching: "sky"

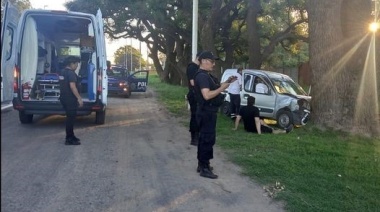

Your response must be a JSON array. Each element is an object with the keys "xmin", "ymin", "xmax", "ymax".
[{"xmin": 29, "ymin": 0, "xmax": 149, "ymax": 65}]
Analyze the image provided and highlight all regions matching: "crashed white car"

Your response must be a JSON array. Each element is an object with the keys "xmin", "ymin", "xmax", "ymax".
[{"xmin": 221, "ymin": 69, "xmax": 311, "ymax": 128}]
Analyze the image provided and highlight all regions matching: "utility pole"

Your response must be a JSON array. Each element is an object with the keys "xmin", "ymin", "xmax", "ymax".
[
  {"xmin": 130, "ymin": 39, "xmax": 133, "ymax": 71},
  {"xmin": 124, "ymin": 42, "xmax": 127, "ymax": 69},
  {"xmin": 192, "ymin": 0, "xmax": 198, "ymax": 60},
  {"xmin": 139, "ymin": 41, "xmax": 142, "ymax": 70}
]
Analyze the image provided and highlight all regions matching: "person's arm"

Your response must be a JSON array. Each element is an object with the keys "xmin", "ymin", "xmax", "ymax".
[
  {"xmin": 69, "ymin": 82, "xmax": 83, "ymax": 107},
  {"xmin": 233, "ymin": 115, "xmax": 241, "ymax": 130},
  {"xmin": 201, "ymin": 85, "xmax": 227, "ymax": 100},
  {"xmin": 190, "ymin": 79, "xmax": 195, "ymax": 86},
  {"xmin": 200, "ymin": 76, "xmax": 236, "ymax": 100},
  {"xmin": 255, "ymin": 117, "xmax": 261, "ymax": 134}
]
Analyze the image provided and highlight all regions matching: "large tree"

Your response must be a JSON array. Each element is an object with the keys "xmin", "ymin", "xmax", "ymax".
[
  {"xmin": 1, "ymin": 0, "xmax": 31, "ymax": 19},
  {"xmin": 113, "ymin": 45, "xmax": 147, "ymax": 71},
  {"xmin": 307, "ymin": 0, "xmax": 380, "ymax": 136},
  {"xmin": 66, "ymin": 0, "xmax": 308, "ymax": 85}
]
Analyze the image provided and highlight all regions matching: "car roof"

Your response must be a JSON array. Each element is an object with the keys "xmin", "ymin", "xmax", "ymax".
[
  {"xmin": 221, "ymin": 68, "xmax": 292, "ymax": 82},
  {"xmin": 243, "ymin": 69, "xmax": 289, "ymax": 78}
]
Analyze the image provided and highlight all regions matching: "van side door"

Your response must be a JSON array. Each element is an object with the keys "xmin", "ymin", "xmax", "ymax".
[
  {"xmin": 128, "ymin": 71, "xmax": 149, "ymax": 92},
  {"xmin": 1, "ymin": 1, "xmax": 19, "ymax": 102},
  {"xmin": 95, "ymin": 9, "xmax": 108, "ymax": 105}
]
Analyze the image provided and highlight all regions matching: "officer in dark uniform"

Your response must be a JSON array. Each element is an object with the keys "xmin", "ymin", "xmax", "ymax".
[
  {"xmin": 60, "ymin": 56, "xmax": 83, "ymax": 145},
  {"xmin": 186, "ymin": 51, "xmax": 203, "ymax": 146},
  {"xmin": 194, "ymin": 51, "xmax": 237, "ymax": 179}
]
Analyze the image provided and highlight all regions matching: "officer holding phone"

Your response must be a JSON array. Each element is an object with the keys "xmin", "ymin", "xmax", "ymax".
[{"xmin": 194, "ymin": 51, "xmax": 237, "ymax": 179}]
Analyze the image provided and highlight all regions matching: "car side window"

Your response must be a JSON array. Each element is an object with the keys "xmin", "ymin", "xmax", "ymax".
[
  {"xmin": 243, "ymin": 74, "xmax": 255, "ymax": 92},
  {"xmin": 253, "ymin": 76, "xmax": 270, "ymax": 94}
]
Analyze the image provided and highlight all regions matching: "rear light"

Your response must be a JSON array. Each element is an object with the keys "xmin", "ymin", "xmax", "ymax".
[
  {"xmin": 92, "ymin": 106, "xmax": 102, "ymax": 110},
  {"xmin": 22, "ymin": 82, "xmax": 32, "ymax": 99},
  {"xmin": 97, "ymin": 74, "xmax": 102, "ymax": 93},
  {"xmin": 13, "ymin": 66, "xmax": 19, "ymax": 93}
]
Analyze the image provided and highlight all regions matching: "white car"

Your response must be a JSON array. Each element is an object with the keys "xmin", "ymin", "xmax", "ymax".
[{"xmin": 221, "ymin": 69, "xmax": 311, "ymax": 128}]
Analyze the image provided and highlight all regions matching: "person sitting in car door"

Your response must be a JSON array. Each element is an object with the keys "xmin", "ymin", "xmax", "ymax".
[
  {"xmin": 233, "ymin": 96, "xmax": 292, "ymax": 134},
  {"xmin": 255, "ymin": 77, "xmax": 268, "ymax": 94}
]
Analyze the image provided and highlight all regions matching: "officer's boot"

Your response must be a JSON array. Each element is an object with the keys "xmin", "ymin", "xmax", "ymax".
[
  {"xmin": 197, "ymin": 161, "xmax": 213, "ymax": 173},
  {"xmin": 190, "ymin": 131, "xmax": 198, "ymax": 146},
  {"xmin": 199, "ymin": 162, "xmax": 218, "ymax": 179}
]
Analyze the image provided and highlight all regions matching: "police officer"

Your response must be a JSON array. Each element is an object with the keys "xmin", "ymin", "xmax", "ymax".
[
  {"xmin": 60, "ymin": 56, "xmax": 83, "ymax": 145},
  {"xmin": 194, "ymin": 51, "xmax": 237, "ymax": 179},
  {"xmin": 186, "ymin": 51, "xmax": 202, "ymax": 146}
]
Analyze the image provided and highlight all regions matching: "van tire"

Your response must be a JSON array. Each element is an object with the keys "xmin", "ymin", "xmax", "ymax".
[
  {"xmin": 19, "ymin": 111, "xmax": 33, "ymax": 124},
  {"xmin": 95, "ymin": 110, "xmax": 106, "ymax": 125},
  {"xmin": 276, "ymin": 110, "xmax": 292, "ymax": 129},
  {"xmin": 221, "ymin": 101, "xmax": 230, "ymax": 116}
]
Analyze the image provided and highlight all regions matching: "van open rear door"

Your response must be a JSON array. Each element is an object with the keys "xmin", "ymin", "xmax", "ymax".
[
  {"xmin": 1, "ymin": 1, "xmax": 19, "ymax": 102},
  {"xmin": 95, "ymin": 9, "xmax": 108, "ymax": 105}
]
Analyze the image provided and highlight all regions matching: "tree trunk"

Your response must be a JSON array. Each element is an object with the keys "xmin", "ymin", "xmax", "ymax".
[
  {"xmin": 246, "ymin": 0, "xmax": 262, "ymax": 69},
  {"xmin": 308, "ymin": 0, "xmax": 379, "ymax": 136}
]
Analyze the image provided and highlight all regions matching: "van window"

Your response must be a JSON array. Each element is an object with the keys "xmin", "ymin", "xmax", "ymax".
[
  {"xmin": 2, "ymin": 26, "xmax": 14, "ymax": 60},
  {"xmin": 59, "ymin": 46, "xmax": 81, "ymax": 57}
]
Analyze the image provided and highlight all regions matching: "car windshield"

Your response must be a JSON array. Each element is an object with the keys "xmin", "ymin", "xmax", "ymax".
[
  {"xmin": 109, "ymin": 67, "xmax": 128, "ymax": 78},
  {"xmin": 270, "ymin": 77, "xmax": 307, "ymax": 96}
]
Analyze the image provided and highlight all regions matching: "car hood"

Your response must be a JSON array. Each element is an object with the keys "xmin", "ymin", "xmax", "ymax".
[
  {"xmin": 108, "ymin": 77, "xmax": 123, "ymax": 83},
  {"xmin": 282, "ymin": 93, "xmax": 312, "ymax": 101}
]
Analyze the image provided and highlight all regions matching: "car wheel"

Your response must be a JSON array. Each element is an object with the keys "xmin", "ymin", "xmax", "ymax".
[
  {"xmin": 276, "ymin": 110, "xmax": 293, "ymax": 129},
  {"xmin": 95, "ymin": 110, "xmax": 106, "ymax": 125},
  {"xmin": 19, "ymin": 111, "xmax": 33, "ymax": 124},
  {"xmin": 220, "ymin": 101, "xmax": 231, "ymax": 116}
]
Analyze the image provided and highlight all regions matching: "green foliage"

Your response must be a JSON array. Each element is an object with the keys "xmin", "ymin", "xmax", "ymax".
[
  {"xmin": 113, "ymin": 45, "xmax": 147, "ymax": 70},
  {"xmin": 150, "ymin": 76, "xmax": 380, "ymax": 212},
  {"xmin": 265, "ymin": 41, "xmax": 309, "ymax": 68},
  {"xmin": 1, "ymin": 0, "xmax": 31, "ymax": 19},
  {"xmin": 67, "ymin": 0, "xmax": 309, "ymax": 81},
  {"xmin": 149, "ymin": 74, "xmax": 188, "ymax": 117}
]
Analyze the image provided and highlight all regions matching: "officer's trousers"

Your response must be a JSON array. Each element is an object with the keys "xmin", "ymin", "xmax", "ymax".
[{"xmin": 196, "ymin": 108, "xmax": 217, "ymax": 165}]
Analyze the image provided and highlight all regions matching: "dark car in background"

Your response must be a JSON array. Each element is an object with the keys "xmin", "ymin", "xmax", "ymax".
[{"xmin": 107, "ymin": 66, "xmax": 149, "ymax": 98}]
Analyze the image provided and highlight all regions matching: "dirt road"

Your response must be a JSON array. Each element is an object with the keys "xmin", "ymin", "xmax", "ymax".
[{"xmin": 1, "ymin": 88, "xmax": 284, "ymax": 212}]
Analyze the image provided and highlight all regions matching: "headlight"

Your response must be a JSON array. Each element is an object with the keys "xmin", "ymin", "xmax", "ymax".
[
  {"xmin": 119, "ymin": 82, "xmax": 127, "ymax": 86},
  {"xmin": 290, "ymin": 99, "xmax": 299, "ymax": 111}
]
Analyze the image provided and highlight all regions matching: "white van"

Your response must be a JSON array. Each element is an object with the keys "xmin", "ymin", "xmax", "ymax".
[
  {"xmin": 221, "ymin": 69, "xmax": 311, "ymax": 128},
  {"xmin": 1, "ymin": 2, "xmax": 108, "ymax": 124}
]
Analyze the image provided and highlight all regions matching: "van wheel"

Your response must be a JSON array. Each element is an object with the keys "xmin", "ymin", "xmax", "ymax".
[
  {"xmin": 19, "ymin": 111, "xmax": 33, "ymax": 124},
  {"xmin": 276, "ymin": 110, "xmax": 292, "ymax": 129},
  {"xmin": 95, "ymin": 110, "xmax": 106, "ymax": 125},
  {"xmin": 220, "ymin": 101, "xmax": 231, "ymax": 116}
]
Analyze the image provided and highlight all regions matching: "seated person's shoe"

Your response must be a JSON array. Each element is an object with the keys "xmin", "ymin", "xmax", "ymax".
[
  {"xmin": 200, "ymin": 167, "xmax": 218, "ymax": 179},
  {"xmin": 65, "ymin": 138, "xmax": 81, "ymax": 145}
]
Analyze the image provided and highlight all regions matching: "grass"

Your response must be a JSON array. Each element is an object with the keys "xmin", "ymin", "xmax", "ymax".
[{"xmin": 149, "ymin": 74, "xmax": 380, "ymax": 212}]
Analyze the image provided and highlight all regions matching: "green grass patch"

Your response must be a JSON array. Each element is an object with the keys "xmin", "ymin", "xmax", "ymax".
[{"xmin": 149, "ymin": 73, "xmax": 380, "ymax": 212}]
